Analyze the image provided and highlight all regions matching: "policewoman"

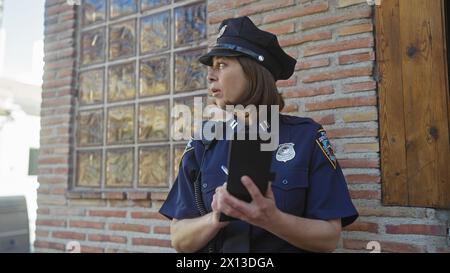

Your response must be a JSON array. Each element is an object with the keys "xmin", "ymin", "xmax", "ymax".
[{"xmin": 159, "ymin": 16, "xmax": 358, "ymax": 253}]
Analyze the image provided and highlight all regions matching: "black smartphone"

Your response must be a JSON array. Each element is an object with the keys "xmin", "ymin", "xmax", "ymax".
[{"xmin": 219, "ymin": 128, "xmax": 274, "ymax": 222}]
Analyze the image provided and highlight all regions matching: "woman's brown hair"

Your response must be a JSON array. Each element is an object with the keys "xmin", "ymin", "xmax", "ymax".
[{"xmin": 235, "ymin": 56, "xmax": 285, "ymax": 110}]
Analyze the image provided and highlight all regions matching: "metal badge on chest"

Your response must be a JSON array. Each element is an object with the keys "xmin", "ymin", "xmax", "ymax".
[{"xmin": 276, "ymin": 143, "xmax": 295, "ymax": 162}]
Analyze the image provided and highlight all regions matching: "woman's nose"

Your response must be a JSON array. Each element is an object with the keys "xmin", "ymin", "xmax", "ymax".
[{"xmin": 207, "ymin": 67, "xmax": 218, "ymax": 83}]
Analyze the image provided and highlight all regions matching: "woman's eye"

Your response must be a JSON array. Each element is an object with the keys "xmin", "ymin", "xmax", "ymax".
[{"xmin": 218, "ymin": 63, "xmax": 226, "ymax": 69}]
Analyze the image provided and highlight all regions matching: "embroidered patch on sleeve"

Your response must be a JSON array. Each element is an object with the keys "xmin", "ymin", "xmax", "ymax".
[{"xmin": 316, "ymin": 128, "xmax": 337, "ymax": 169}]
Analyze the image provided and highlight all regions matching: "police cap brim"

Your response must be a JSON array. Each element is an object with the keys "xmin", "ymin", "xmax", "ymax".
[{"xmin": 198, "ymin": 48, "xmax": 244, "ymax": 66}]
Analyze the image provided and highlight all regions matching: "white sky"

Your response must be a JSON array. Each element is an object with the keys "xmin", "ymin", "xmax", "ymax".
[{"xmin": 1, "ymin": 0, "xmax": 45, "ymax": 86}]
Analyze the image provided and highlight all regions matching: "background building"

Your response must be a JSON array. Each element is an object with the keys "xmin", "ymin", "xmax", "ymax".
[
  {"xmin": 35, "ymin": 0, "xmax": 450, "ymax": 253},
  {"xmin": 0, "ymin": 78, "xmax": 41, "ymax": 252},
  {"xmin": 0, "ymin": 0, "xmax": 44, "ymax": 252}
]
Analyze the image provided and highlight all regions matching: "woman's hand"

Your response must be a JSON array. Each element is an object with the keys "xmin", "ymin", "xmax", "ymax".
[{"xmin": 211, "ymin": 176, "xmax": 279, "ymax": 230}]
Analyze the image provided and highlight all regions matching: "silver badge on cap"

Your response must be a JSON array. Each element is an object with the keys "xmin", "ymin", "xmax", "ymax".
[
  {"xmin": 217, "ymin": 25, "xmax": 227, "ymax": 39},
  {"xmin": 276, "ymin": 143, "xmax": 295, "ymax": 162}
]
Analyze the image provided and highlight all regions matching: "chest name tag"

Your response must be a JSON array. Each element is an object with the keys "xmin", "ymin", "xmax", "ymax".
[{"xmin": 276, "ymin": 143, "xmax": 295, "ymax": 162}]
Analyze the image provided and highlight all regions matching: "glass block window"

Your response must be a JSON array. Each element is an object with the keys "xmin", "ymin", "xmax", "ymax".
[{"xmin": 75, "ymin": 0, "xmax": 208, "ymax": 191}]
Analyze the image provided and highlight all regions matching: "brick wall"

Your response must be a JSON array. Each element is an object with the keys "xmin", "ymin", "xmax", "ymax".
[
  {"xmin": 37, "ymin": 0, "xmax": 172, "ymax": 253},
  {"xmin": 36, "ymin": 0, "xmax": 449, "ymax": 253}
]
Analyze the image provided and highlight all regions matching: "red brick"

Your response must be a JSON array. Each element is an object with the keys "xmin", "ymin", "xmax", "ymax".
[
  {"xmin": 36, "ymin": 219, "xmax": 66, "ymax": 227},
  {"xmin": 208, "ymin": 10, "xmax": 234, "ymax": 24},
  {"xmin": 357, "ymin": 207, "xmax": 427, "ymax": 218},
  {"xmin": 53, "ymin": 231, "xmax": 86, "ymax": 241},
  {"xmin": 37, "ymin": 187, "xmax": 50, "ymax": 194},
  {"xmin": 338, "ymin": 0, "xmax": 367, "ymax": 8},
  {"xmin": 339, "ymin": 158, "xmax": 379, "ymax": 168},
  {"xmin": 127, "ymin": 192, "xmax": 150, "ymax": 200},
  {"xmin": 343, "ymin": 239, "xmax": 426, "ymax": 253},
  {"xmin": 295, "ymin": 58, "xmax": 330, "ymax": 71},
  {"xmin": 132, "ymin": 238, "xmax": 172, "ymax": 248},
  {"xmin": 45, "ymin": 4, "xmax": 74, "ymax": 17},
  {"xmin": 349, "ymin": 190, "xmax": 380, "ymax": 200},
  {"xmin": 45, "ymin": 0, "xmax": 66, "ymax": 8},
  {"xmin": 379, "ymin": 241, "xmax": 427, "ymax": 253},
  {"xmin": 301, "ymin": 8, "xmax": 372, "ymax": 30},
  {"xmin": 238, "ymin": 0, "xmax": 294, "ymax": 17},
  {"xmin": 339, "ymin": 52, "xmax": 375, "ymax": 65},
  {"xmin": 207, "ymin": 0, "xmax": 233, "ymax": 13},
  {"xmin": 57, "ymin": 68, "xmax": 75, "ymax": 78},
  {"xmin": 154, "ymin": 226, "xmax": 171, "ymax": 235},
  {"xmin": 150, "ymin": 192, "xmax": 169, "ymax": 201},
  {"xmin": 102, "ymin": 192, "xmax": 126, "ymax": 200},
  {"xmin": 282, "ymin": 86, "xmax": 334, "ymax": 98},
  {"xmin": 38, "ymin": 156, "xmax": 69, "ymax": 165},
  {"xmin": 44, "ymin": 20, "xmax": 76, "ymax": 36},
  {"xmin": 41, "ymin": 96, "xmax": 73, "ymax": 108},
  {"xmin": 279, "ymin": 31, "xmax": 332, "ymax": 47},
  {"xmin": 342, "ymin": 110, "xmax": 378, "ymax": 122},
  {"xmin": 131, "ymin": 211, "xmax": 167, "ymax": 220},
  {"xmin": 37, "ymin": 208, "xmax": 50, "ymax": 215},
  {"xmin": 344, "ymin": 81, "xmax": 376, "ymax": 94},
  {"xmin": 436, "ymin": 247, "xmax": 450, "ymax": 253},
  {"xmin": 53, "ymin": 167, "xmax": 70, "ymax": 175},
  {"xmin": 281, "ymin": 103, "xmax": 298, "ymax": 113},
  {"xmin": 109, "ymin": 223, "xmax": 151, "ymax": 233},
  {"xmin": 36, "ymin": 230, "xmax": 50, "ymax": 237},
  {"xmin": 276, "ymin": 77, "xmax": 297, "ymax": 87},
  {"xmin": 88, "ymin": 234, "xmax": 127, "ymax": 244},
  {"xmin": 344, "ymin": 142, "xmax": 379, "ymax": 153},
  {"xmin": 234, "ymin": 0, "xmax": 258, "ymax": 7},
  {"xmin": 304, "ymin": 38, "xmax": 373, "ymax": 57},
  {"xmin": 262, "ymin": 22, "xmax": 295, "ymax": 35},
  {"xmin": 50, "ymin": 187, "xmax": 66, "ymax": 195},
  {"xmin": 263, "ymin": 2, "xmax": 329, "ymax": 24},
  {"xmin": 337, "ymin": 23, "xmax": 373, "ymax": 36},
  {"xmin": 38, "ymin": 177, "xmax": 65, "ymax": 185},
  {"xmin": 309, "ymin": 114, "xmax": 335, "ymax": 125},
  {"xmin": 80, "ymin": 245, "xmax": 104, "ymax": 253},
  {"xmin": 34, "ymin": 240, "xmax": 65, "ymax": 251},
  {"xmin": 105, "ymin": 248, "xmax": 128, "ymax": 253},
  {"xmin": 345, "ymin": 174, "xmax": 380, "ymax": 184},
  {"xmin": 385, "ymin": 224, "xmax": 446, "ymax": 236},
  {"xmin": 88, "ymin": 210, "xmax": 127, "ymax": 218},
  {"xmin": 69, "ymin": 220, "xmax": 105, "ymax": 230},
  {"xmin": 44, "ymin": 38, "xmax": 74, "ymax": 53},
  {"xmin": 131, "ymin": 200, "xmax": 152, "ymax": 208},
  {"xmin": 303, "ymin": 67, "xmax": 372, "ymax": 83},
  {"xmin": 343, "ymin": 221, "xmax": 379, "ymax": 233},
  {"xmin": 327, "ymin": 128, "xmax": 378, "ymax": 138},
  {"xmin": 40, "ymin": 116, "xmax": 70, "ymax": 127},
  {"xmin": 305, "ymin": 96, "xmax": 376, "ymax": 111},
  {"xmin": 81, "ymin": 192, "xmax": 102, "ymax": 199}
]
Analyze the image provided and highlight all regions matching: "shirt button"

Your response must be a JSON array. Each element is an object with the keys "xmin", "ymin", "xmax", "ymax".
[
  {"xmin": 282, "ymin": 179, "xmax": 288, "ymax": 185},
  {"xmin": 202, "ymin": 183, "xmax": 208, "ymax": 188}
]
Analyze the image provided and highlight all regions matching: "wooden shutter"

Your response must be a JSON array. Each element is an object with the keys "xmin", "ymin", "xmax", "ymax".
[{"xmin": 376, "ymin": 0, "xmax": 450, "ymax": 209}]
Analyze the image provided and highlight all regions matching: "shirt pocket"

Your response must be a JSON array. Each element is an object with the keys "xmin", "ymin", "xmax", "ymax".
[
  {"xmin": 271, "ymin": 168, "xmax": 309, "ymax": 216},
  {"xmin": 200, "ymin": 173, "xmax": 226, "ymax": 212}
]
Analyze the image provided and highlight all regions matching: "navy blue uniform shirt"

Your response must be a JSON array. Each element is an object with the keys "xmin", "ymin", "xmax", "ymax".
[{"xmin": 159, "ymin": 114, "xmax": 358, "ymax": 252}]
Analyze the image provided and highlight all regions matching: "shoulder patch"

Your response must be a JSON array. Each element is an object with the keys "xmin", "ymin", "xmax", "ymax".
[{"xmin": 316, "ymin": 128, "xmax": 337, "ymax": 169}]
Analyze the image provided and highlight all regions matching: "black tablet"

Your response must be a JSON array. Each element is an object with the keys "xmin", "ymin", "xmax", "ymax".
[{"xmin": 219, "ymin": 128, "xmax": 274, "ymax": 222}]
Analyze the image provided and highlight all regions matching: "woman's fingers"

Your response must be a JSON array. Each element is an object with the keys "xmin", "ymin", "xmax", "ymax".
[
  {"xmin": 265, "ymin": 181, "xmax": 274, "ymax": 200},
  {"xmin": 241, "ymin": 175, "xmax": 264, "ymax": 203}
]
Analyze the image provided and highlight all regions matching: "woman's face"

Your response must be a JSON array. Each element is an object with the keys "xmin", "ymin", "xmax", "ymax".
[{"xmin": 207, "ymin": 56, "xmax": 248, "ymax": 108}]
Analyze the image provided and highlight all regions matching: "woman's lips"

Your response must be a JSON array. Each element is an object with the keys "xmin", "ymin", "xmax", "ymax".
[{"xmin": 210, "ymin": 88, "xmax": 222, "ymax": 97}]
